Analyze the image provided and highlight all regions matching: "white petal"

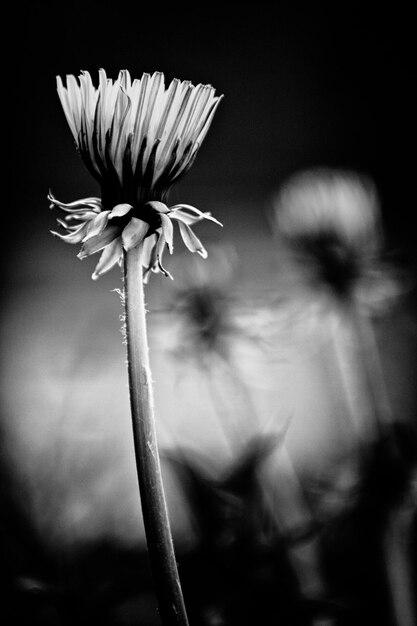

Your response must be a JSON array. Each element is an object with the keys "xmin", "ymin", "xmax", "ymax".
[
  {"xmin": 56, "ymin": 76, "xmax": 78, "ymax": 141},
  {"xmin": 109, "ymin": 203, "xmax": 133, "ymax": 218},
  {"xmin": 160, "ymin": 213, "xmax": 174, "ymax": 253},
  {"xmin": 78, "ymin": 224, "xmax": 121, "ymax": 258},
  {"xmin": 131, "ymin": 73, "xmax": 151, "ymax": 164},
  {"xmin": 155, "ymin": 82, "xmax": 194, "ymax": 172},
  {"xmin": 154, "ymin": 78, "xmax": 181, "ymax": 140},
  {"xmin": 193, "ymin": 95, "xmax": 224, "ymax": 148},
  {"xmin": 177, "ymin": 221, "xmax": 207, "ymax": 258},
  {"xmin": 170, "ymin": 203, "xmax": 223, "ymax": 226},
  {"xmin": 145, "ymin": 200, "xmax": 169, "ymax": 214},
  {"xmin": 92, "ymin": 238, "xmax": 123, "ymax": 280},
  {"xmin": 142, "ymin": 233, "xmax": 158, "ymax": 270},
  {"xmin": 140, "ymin": 72, "xmax": 165, "ymax": 162},
  {"xmin": 50, "ymin": 221, "xmax": 89, "ymax": 244},
  {"xmin": 121, "ymin": 217, "xmax": 150, "ymax": 250},
  {"xmin": 66, "ymin": 74, "xmax": 83, "ymax": 138},
  {"xmin": 83, "ymin": 210, "xmax": 111, "ymax": 241}
]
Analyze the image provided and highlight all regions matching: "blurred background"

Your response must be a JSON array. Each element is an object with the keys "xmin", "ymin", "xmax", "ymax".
[{"xmin": 2, "ymin": 2, "xmax": 416, "ymax": 624}]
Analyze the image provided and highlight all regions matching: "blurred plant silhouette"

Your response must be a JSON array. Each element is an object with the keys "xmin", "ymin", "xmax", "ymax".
[{"xmin": 1, "ymin": 168, "xmax": 416, "ymax": 625}]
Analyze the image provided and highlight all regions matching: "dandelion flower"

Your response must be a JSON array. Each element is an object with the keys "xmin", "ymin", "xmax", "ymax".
[
  {"xmin": 49, "ymin": 69, "xmax": 223, "ymax": 280},
  {"xmin": 48, "ymin": 69, "xmax": 223, "ymax": 624},
  {"xmin": 273, "ymin": 168, "xmax": 383, "ymax": 300}
]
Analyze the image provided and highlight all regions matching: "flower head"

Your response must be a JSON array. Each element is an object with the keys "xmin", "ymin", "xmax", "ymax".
[
  {"xmin": 49, "ymin": 69, "xmax": 223, "ymax": 280},
  {"xmin": 155, "ymin": 244, "xmax": 275, "ymax": 366},
  {"xmin": 168, "ymin": 245, "xmax": 238, "ymax": 359},
  {"xmin": 273, "ymin": 168, "xmax": 385, "ymax": 300}
]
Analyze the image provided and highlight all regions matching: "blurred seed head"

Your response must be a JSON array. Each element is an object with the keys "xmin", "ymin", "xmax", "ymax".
[
  {"xmin": 273, "ymin": 168, "xmax": 383, "ymax": 299},
  {"xmin": 167, "ymin": 244, "xmax": 239, "ymax": 359}
]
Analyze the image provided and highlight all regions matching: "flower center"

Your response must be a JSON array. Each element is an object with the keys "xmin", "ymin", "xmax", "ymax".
[
  {"xmin": 298, "ymin": 233, "xmax": 361, "ymax": 295},
  {"xmin": 108, "ymin": 202, "xmax": 163, "ymax": 236}
]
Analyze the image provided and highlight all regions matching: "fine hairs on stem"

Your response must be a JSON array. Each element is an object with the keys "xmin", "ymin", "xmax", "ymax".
[{"xmin": 123, "ymin": 242, "xmax": 189, "ymax": 626}]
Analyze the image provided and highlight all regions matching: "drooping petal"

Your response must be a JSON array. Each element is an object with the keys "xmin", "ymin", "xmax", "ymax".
[
  {"xmin": 77, "ymin": 224, "xmax": 121, "ymax": 258},
  {"xmin": 109, "ymin": 203, "xmax": 133, "ymax": 219},
  {"xmin": 121, "ymin": 217, "xmax": 150, "ymax": 250},
  {"xmin": 83, "ymin": 210, "xmax": 111, "ymax": 241},
  {"xmin": 50, "ymin": 221, "xmax": 90, "ymax": 244},
  {"xmin": 92, "ymin": 237, "xmax": 124, "ymax": 280},
  {"xmin": 143, "ymin": 231, "xmax": 160, "ymax": 278},
  {"xmin": 48, "ymin": 193, "xmax": 102, "ymax": 213},
  {"xmin": 160, "ymin": 213, "xmax": 174, "ymax": 253},
  {"xmin": 168, "ymin": 209, "xmax": 201, "ymax": 226},
  {"xmin": 170, "ymin": 203, "xmax": 223, "ymax": 226},
  {"xmin": 142, "ymin": 233, "xmax": 158, "ymax": 282},
  {"xmin": 55, "ymin": 217, "xmax": 72, "ymax": 230},
  {"xmin": 177, "ymin": 221, "xmax": 208, "ymax": 258},
  {"xmin": 154, "ymin": 232, "xmax": 173, "ymax": 279},
  {"xmin": 145, "ymin": 200, "xmax": 170, "ymax": 214},
  {"xmin": 64, "ymin": 211, "xmax": 98, "ymax": 222}
]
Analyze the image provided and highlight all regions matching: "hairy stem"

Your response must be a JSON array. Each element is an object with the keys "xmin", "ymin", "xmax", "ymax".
[{"xmin": 123, "ymin": 243, "xmax": 189, "ymax": 626}]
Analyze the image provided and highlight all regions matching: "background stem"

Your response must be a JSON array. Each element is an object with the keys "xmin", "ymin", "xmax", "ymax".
[
  {"xmin": 346, "ymin": 301, "xmax": 393, "ymax": 433},
  {"xmin": 123, "ymin": 243, "xmax": 189, "ymax": 626}
]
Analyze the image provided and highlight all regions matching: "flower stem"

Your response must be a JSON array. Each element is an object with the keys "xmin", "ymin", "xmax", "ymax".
[
  {"xmin": 123, "ymin": 243, "xmax": 189, "ymax": 626},
  {"xmin": 346, "ymin": 301, "xmax": 393, "ymax": 435}
]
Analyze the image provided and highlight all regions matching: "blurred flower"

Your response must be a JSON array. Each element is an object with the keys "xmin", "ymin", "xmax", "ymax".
[
  {"xmin": 49, "ymin": 69, "xmax": 223, "ymax": 280},
  {"xmin": 273, "ymin": 168, "xmax": 400, "ymax": 310},
  {"xmin": 168, "ymin": 245, "xmax": 238, "ymax": 360},
  {"xmin": 150, "ymin": 245, "xmax": 293, "ymax": 457},
  {"xmin": 158, "ymin": 244, "xmax": 273, "ymax": 365}
]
